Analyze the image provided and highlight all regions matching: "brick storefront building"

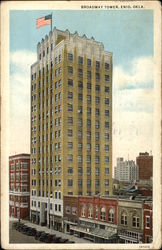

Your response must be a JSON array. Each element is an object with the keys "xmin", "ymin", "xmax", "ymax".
[
  {"xmin": 9, "ymin": 154, "xmax": 30, "ymax": 219},
  {"xmin": 64, "ymin": 195, "xmax": 118, "ymax": 243}
]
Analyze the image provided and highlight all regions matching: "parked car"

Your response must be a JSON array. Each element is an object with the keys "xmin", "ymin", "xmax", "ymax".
[
  {"xmin": 35, "ymin": 231, "xmax": 44, "ymax": 240},
  {"xmin": 26, "ymin": 228, "xmax": 37, "ymax": 236},
  {"xmin": 58, "ymin": 238, "xmax": 69, "ymax": 243}
]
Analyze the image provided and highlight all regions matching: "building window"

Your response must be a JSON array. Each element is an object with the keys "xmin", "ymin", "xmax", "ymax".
[
  {"xmin": 96, "ymin": 61, "xmax": 100, "ymax": 69},
  {"xmin": 96, "ymin": 73, "xmax": 100, "ymax": 81},
  {"xmin": 68, "ymin": 142, "xmax": 73, "ymax": 149},
  {"xmin": 105, "ymin": 62, "xmax": 109, "ymax": 70},
  {"xmin": 105, "ymin": 179, "xmax": 109, "ymax": 187},
  {"xmin": 68, "ymin": 103, "xmax": 73, "ymax": 112},
  {"xmin": 78, "ymin": 131, "xmax": 82, "ymax": 139},
  {"xmin": 68, "ymin": 53, "xmax": 73, "ymax": 61},
  {"xmin": 87, "ymin": 107, "xmax": 91, "ymax": 115},
  {"xmin": 95, "ymin": 156, "xmax": 100, "ymax": 164},
  {"xmin": 105, "ymin": 87, "xmax": 110, "ymax": 93},
  {"xmin": 68, "ymin": 92, "xmax": 73, "ymax": 99},
  {"xmin": 105, "ymin": 145, "xmax": 109, "ymax": 152},
  {"xmin": 105, "ymin": 75, "xmax": 110, "ymax": 82},
  {"xmin": 87, "ymin": 83, "xmax": 91, "ymax": 91},
  {"xmin": 95, "ymin": 108, "xmax": 100, "ymax": 116},
  {"xmin": 96, "ymin": 132, "xmax": 99, "ymax": 140},
  {"xmin": 105, "ymin": 156, "xmax": 109, "ymax": 163},
  {"xmin": 96, "ymin": 120, "xmax": 100, "ymax": 129},
  {"xmin": 132, "ymin": 215, "xmax": 140, "ymax": 228},
  {"xmin": 88, "ymin": 205, "xmax": 93, "ymax": 218},
  {"xmin": 105, "ymin": 133, "xmax": 109, "ymax": 140},
  {"xmin": 81, "ymin": 205, "xmax": 86, "ymax": 217},
  {"xmin": 68, "ymin": 129, "xmax": 73, "ymax": 137},
  {"xmin": 87, "ymin": 95, "xmax": 91, "ymax": 104},
  {"xmin": 68, "ymin": 66, "xmax": 73, "ymax": 74},
  {"xmin": 87, "ymin": 58, "xmax": 91, "ymax": 67},
  {"xmin": 78, "ymin": 167, "xmax": 82, "ymax": 176},
  {"xmin": 78, "ymin": 68, "xmax": 83, "ymax": 78},
  {"xmin": 105, "ymin": 168, "xmax": 109, "ymax": 175},
  {"xmin": 87, "ymin": 143, "xmax": 91, "ymax": 151},
  {"xmin": 87, "ymin": 119, "xmax": 91, "ymax": 128},
  {"xmin": 95, "ymin": 179, "xmax": 100, "ymax": 188},
  {"xmin": 78, "ymin": 179, "xmax": 82, "ymax": 188},
  {"xmin": 72, "ymin": 207, "xmax": 77, "ymax": 215},
  {"xmin": 78, "ymin": 81, "xmax": 83, "ymax": 89},
  {"xmin": 87, "ymin": 155, "xmax": 91, "ymax": 163},
  {"xmin": 78, "ymin": 118, "xmax": 82, "ymax": 127},
  {"xmin": 87, "ymin": 131, "xmax": 91, "ymax": 140},
  {"xmin": 68, "ymin": 117, "xmax": 73, "ymax": 125},
  {"xmin": 100, "ymin": 207, "xmax": 106, "ymax": 221},
  {"xmin": 87, "ymin": 167, "xmax": 91, "ymax": 176},
  {"xmin": 105, "ymin": 110, "xmax": 109, "ymax": 117},
  {"xmin": 78, "ymin": 56, "xmax": 83, "ymax": 65},
  {"xmin": 68, "ymin": 179, "xmax": 73, "ymax": 187},
  {"xmin": 95, "ymin": 168, "xmax": 99, "ymax": 176},
  {"xmin": 105, "ymin": 98, "xmax": 109, "ymax": 106},
  {"xmin": 78, "ymin": 155, "xmax": 82, "ymax": 163},
  {"xmin": 121, "ymin": 212, "xmax": 127, "ymax": 225},
  {"xmin": 68, "ymin": 154, "xmax": 73, "ymax": 162},
  {"xmin": 78, "ymin": 143, "xmax": 82, "ymax": 151},
  {"xmin": 105, "ymin": 122, "xmax": 109, "ymax": 129},
  {"xmin": 87, "ymin": 71, "xmax": 91, "ymax": 80},
  {"xmin": 108, "ymin": 208, "xmax": 114, "ymax": 223},
  {"xmin": 95, "ymin": 97, "xmax": 100, "ymax": 105},
  {"xmin": 87, "ymin": 179, "xmax": 91, "ymax": 189},
  {"xmin": 146, "ymin": 216, "xmax": 150, "ymax": 229},
  {"xmin": 78, "ymin": 94, "xmax": 83, "ymax": 101},
  {"xmin": 96, "ymin": 85, "xmax": 100, "ymax": 92},
  {"xmin": 66, "ymin": 206, "xmax": 70, "ymax": 214},
  {"xmin": 95, "ymin": 206, "xmax": 98, "ymax": 219},
  {"xmin": 68, "ymin": 167, "xmax": 73, "ymax": 175},
  {"xmin": 68, "ymin": 79, "xmax": 73, "ymax": 86}
]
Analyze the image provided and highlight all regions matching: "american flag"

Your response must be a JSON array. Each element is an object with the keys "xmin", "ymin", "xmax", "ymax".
[{"xmin": 36, "ymin": 14, "xmax": 52, "ymax": 29}]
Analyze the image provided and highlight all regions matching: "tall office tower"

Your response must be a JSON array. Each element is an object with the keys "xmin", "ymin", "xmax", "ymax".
[{"xmin": 30, "ymin": 27, "xmax": 112, "ymax": 229}]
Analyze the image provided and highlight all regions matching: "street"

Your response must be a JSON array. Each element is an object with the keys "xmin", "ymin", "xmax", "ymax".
[{"xmin": 9, "ymin": 219, "xmax": 92, "ymax": 244}]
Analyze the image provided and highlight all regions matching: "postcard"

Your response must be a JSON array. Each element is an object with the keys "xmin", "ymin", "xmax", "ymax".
[{"xmin": 1, "ymin": 1, "xmax": 161, "ymax": 249}]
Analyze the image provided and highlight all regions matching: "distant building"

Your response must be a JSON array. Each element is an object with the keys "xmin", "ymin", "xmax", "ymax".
[
  {"xmin": 114, "ymin": 158, "xmax": 138, "ymax": 182},
  {"xmin": 136, "ymin": 152, "xmax": 153, "ymax": 182},
  {"xmin": 9, "ymin": 154, "xmax": 30, "ymax": 219}
]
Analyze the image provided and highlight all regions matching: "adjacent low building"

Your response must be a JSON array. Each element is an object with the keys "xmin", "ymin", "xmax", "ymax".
[{"xmin": 9, "ymin": 154, "xmax": 30, "ymax": 219}]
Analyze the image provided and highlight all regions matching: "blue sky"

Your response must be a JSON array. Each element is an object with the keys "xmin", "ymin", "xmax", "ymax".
[
  {"xmin": 10, "ymin": 10, "xmax": 154, "ymax": 164},
  {"xmin": 10, "ymin": 10, "xmax": 153, "ymax": 66}
]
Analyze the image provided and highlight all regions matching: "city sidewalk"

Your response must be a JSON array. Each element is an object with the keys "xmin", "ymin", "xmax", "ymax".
[{"xmin": 20, "ymin": 219, "xmax": 92, "ymax": 244}]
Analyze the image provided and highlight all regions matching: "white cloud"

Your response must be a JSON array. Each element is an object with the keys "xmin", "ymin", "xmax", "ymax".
[
  {"xmin": 113, "ymin": 56, "xmax": 153, "ymax": 90},
  {"xmin": 9, "ymin": 50, "xmax": 37, "ymax": 155},
  {"xmin": 10, "ymin": 50, "xmax": 37, "ymax": 71},
  {"xmin": 112, "ymin": 56, "xmax": 154, "ymax": 169}
]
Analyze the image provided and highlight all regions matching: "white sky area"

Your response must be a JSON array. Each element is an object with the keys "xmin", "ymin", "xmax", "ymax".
[{"xmin": 9, "ymin": 50, "xmax": 154, "ymax": 173}]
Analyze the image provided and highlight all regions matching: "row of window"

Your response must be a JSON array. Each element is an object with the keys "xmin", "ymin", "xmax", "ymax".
[
  {"xmin": 67, "ymin": 154, "xmax": 109, "ymax": 163},
  {"xmin": 31, "ymin": 200, "xmax": 62, "ymax": 212},
  {"xmin": 67, "ymin": 179, "xmax": 109, "ymax": 188},
  {"xmin": 68, "ymin": 130, "xmax": 110, "ymax": 140},
  {"xmin": 68, "ymin": 54, "xmax": 110, "ymax": 70},
  {"xmin": 67, "ymin": 167, "xmax": 109, "ymax": 176}
]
